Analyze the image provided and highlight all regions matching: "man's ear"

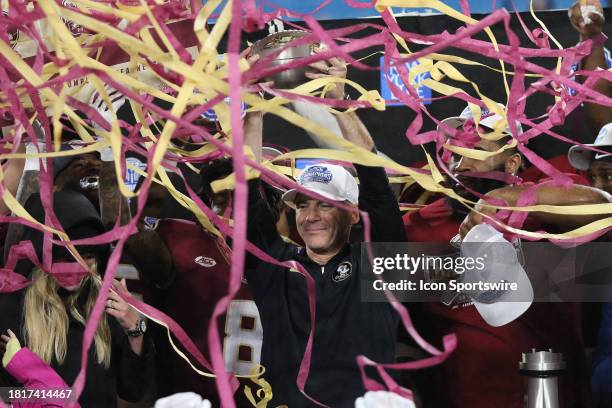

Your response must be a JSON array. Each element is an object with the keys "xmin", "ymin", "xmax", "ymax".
[
  {"xmin": 350, "ymin": 206, "xmax": 360, "ymax": 225},
  {"xmin": 505, "ymin": 153, "xmax": 522, "ymax": 176}
]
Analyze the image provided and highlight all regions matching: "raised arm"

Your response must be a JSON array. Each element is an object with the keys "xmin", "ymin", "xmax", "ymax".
[
  {"xmin": 569, "ymin": 0, "xmax": 612, "ymax": 133},
  {"xmin": 1, "ymin": 330, "xmax": 79, "ymax": 408},
  {"xmin": 305, "ymin": 59, "xmax": 404, "ymax": 242},
  {"xmin": 0, "ymin": 142, "xmax": 25, "ymax": 216},
  {"xmin": 460, "ymin": 183, "xmax": 612, "ymax": 237},
  {"xmin": 3, "ymin": 140, "xmax": 38, "ymax": 265},
  {"xmin": 91, "ymin": 86, "xmax": 174, "ymax": 289},
  {"xmin": 306, "ymin": 56, "xmax": 376, "ymax": 152},
  {"xmin": 98, "ymin": 157, "xmax": 130, "ymax": 227},
  {"xmin": 243, "ymin": 111, "xmax": 288, "ymax": 271},
  {"xmin": 92, "ymin": 85, "xmax": 130, "ymax": 228}
]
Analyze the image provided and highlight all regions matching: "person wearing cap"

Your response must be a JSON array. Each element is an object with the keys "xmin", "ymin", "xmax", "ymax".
[
  {"xmin": 569, "ymin": 0, "xmax": 611, "ymax": 135},
  {"xmin": 53, "ymin": 84, "xmax": 128, "ymax": 211},
  {"xmin": 568, "ymin": 123, "xmax": 612, "ymax": 194},
  {"xmin": 243, "ymin": 59, "xmax": 405, "ymax": 406},
  {"xmin": 53, "ymin": 144, "xmax": 104, "ymax": 202},
  {"xmin": 568, "ymin": 121, "xmax": 612, "ymax": 406},
  {"xmin": 3, "ymin": 91, "xmax": 130, "ymax": 264},
  {"xmin": 0, "ymin": 190, "xmax": 155, "ymax": 407},
  {"xmin": 404, "ymin": 103, "xmax": 611, "ymax": 408}
]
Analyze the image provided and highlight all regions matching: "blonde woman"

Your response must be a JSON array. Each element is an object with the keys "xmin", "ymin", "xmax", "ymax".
[{"xmin": 0, "ymin": 190, "xmax": 154, "ymax": 407}]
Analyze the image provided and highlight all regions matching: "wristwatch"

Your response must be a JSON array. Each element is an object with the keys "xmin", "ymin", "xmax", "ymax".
[{"xmin": 126, "ymin": 316, "xmax": 147, "ymax": 337}]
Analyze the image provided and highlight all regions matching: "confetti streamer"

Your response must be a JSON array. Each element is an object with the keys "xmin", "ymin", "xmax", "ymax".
[{"xmin": 1, "ymin": 0, "xmax": 612, "ymax": 406}]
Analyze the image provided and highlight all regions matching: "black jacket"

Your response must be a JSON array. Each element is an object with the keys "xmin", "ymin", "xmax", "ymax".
[
  {"xmin": 0, "ymin": 290, "xmax": 154, "ymax": 408},
  {"xmin": 246, "ymin": 164, "xmax": 405, "ymax": 408}
]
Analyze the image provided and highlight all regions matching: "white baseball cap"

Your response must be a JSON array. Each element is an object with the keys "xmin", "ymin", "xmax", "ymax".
[
  {"xmin": 460, "ymin": 224, "xmax": 533, "ymax": 327},
  {"xmin": 440, "ymin": 104, "xmax": 523, "ymax": 137},
  {"xmin": 282, "ymin": 164, "xmax": 359, "ymax": 208},
  {"xmin": 568, "ymin": 123, "xmax": 612, "ymax": 171},
  {"xmin": 355, "ymin": 391, "xmax": 416, "ymax": 408}
]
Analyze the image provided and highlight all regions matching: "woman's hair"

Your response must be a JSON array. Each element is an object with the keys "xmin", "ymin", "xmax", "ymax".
[{"xmin": 22, "ymin": 264, "xmax": 112, "ymax": 368}]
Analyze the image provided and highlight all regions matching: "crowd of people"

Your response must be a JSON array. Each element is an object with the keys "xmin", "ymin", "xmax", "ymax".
[{"xmin": 0, "ymin": 1, "xmax": 611, "ymax": 408}]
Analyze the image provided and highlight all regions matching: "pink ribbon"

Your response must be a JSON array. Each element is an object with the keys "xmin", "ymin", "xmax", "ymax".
[{"xmin": 2, "ymin": 2, "xmax": 612, "ymax": 404}]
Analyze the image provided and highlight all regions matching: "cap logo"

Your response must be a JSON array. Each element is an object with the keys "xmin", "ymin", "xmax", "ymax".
[
  {"xmin": 474, "ymin": 279, "xmax": 509, "ymax": 304},
  {"xmin": 300, "ymin": 166, "xmax": 333, "ymax": 185}
]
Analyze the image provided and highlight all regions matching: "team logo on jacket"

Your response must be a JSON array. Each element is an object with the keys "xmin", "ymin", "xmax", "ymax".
[
  {"xmin": 332, "ymin": 262, "xmax": 352, "ymax": 283},
  {"xmin": 195, "ymin": 256, "xmax": 217, "ymax": 268}
]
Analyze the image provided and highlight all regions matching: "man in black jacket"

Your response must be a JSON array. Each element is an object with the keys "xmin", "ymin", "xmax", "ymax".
[{"xmin": 244, "ymin": 56, "xmax": 405, "ymax": 407}]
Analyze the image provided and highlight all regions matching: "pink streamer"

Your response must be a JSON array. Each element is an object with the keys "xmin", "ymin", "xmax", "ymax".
[{"xmin": 1, "ymin": 1, "xmax": 612, "ymax": 404}]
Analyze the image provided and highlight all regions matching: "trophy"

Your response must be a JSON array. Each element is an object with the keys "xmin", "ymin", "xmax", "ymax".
[{"xmin": 251, "ymin": 30, "xmax": 322, "ymax": 89}]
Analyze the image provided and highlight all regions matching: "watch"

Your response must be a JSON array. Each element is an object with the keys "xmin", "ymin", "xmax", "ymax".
[{"xmin": 126, "ymin": 316, "xmax": 147, "ymax": 337}]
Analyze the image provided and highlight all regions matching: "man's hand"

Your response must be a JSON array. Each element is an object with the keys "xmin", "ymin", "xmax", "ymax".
[
  {"xmin": 1, "ymin": 329, "xmax": 21, "ymax": 367},
  {"xmin": 306, "ymin": 54, "xmax": 348, "ymax": 100},
  {"xmin": 106, "ymin": 279, "xmax": 141, "ymax": 334},
  {"xmin": 459, "ymin": 185, "xmax": 525, "ymax": 237},
  {"xmin": 0, "ymin": 329, "xmax": 16, "ymax": 355},
  {"xmin": 459, "ymin": 197, "xmax": 500, "ymax": 238},
  {"xmin": 242, "ymin": 48, "xmax": 274, "ymax": 92},
  {"xmin": 569, "ymin": 0, "xmax": 605, "ymax": 40}
]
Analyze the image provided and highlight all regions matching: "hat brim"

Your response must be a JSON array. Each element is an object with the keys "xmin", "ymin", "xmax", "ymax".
[
  {"xmin": 53, "ymin": 149, "xmax": 101, "ymax": 179},
  {"xmin": 282, "ymin": 187, "xmax": 350, "ymax": 209},
  {"xmin": 568, "ymin": 143, "xmax": 612, "ymax": 170},
  {"xmin": 439, "ymin": 116, "xmax": 465, "ymax": 132},
  {"xmin": 473, "ymin": 263, "xmax": 534, "ymax": 327},
  {"xmin": 439, "ymin": 116, "xmax": 514, "ymax": 137}
]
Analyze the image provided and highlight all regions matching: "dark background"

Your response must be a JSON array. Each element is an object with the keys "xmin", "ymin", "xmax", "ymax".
[{"xmin": 246, "ymin": 8, "xmax": 612, "ymax": 167}]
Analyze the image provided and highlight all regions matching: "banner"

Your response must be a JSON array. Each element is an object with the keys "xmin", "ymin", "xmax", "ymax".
[
  {"xmin": 3, "ymin": 0, "xmax": 198, "ymax": 109},
  {"xmin": 261, "ymin": 0, "xmax": 611, "ymax": 19}
]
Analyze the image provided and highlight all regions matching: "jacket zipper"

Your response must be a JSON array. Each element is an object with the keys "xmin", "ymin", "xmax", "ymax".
[{"xmin": 321, "ymin": 266, "xmax": 325, "ymax": 275}]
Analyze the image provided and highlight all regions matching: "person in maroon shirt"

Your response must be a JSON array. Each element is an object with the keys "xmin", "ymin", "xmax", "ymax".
[
  {"xmin": 404, "ymin": 103, "xmax": 611, "ymax": 408},
  {"xmin": 125, "ymin": 117, "xmax": 275, "ymax": 406},
  {"xmin": 145, "ymin": 214, "xmax": 263, "ymax": 406}
]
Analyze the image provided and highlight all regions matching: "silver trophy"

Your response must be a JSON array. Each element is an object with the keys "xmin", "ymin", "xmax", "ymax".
[{"xmin": 251, "ymin": 30, "xmax": 322, "ymax": 89}]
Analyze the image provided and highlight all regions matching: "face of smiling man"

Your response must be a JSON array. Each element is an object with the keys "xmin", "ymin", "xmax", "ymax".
[
  {"xmin": 283, "ymin": 164, "xmax": 361, "ymax": 260},
  {"xmin": 54, "ymin": 153, "xmax": 102, "ymax": 206},
  {"xmin": 444, "ymin": 131, "xmax": 521, "ymax": 218},
  {"xmin": 294, "ymin": 195, "xmax": 358, "ymax": 256}
]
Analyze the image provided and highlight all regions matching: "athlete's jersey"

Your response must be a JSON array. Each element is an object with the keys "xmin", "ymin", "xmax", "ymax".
[
  {"xmin": 403, "ymin": 194, "xmax": 590, "ymax": 408},
  {"xmin": 149, "ymin": 219, "xmax": 263, "ymax": 406}
]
